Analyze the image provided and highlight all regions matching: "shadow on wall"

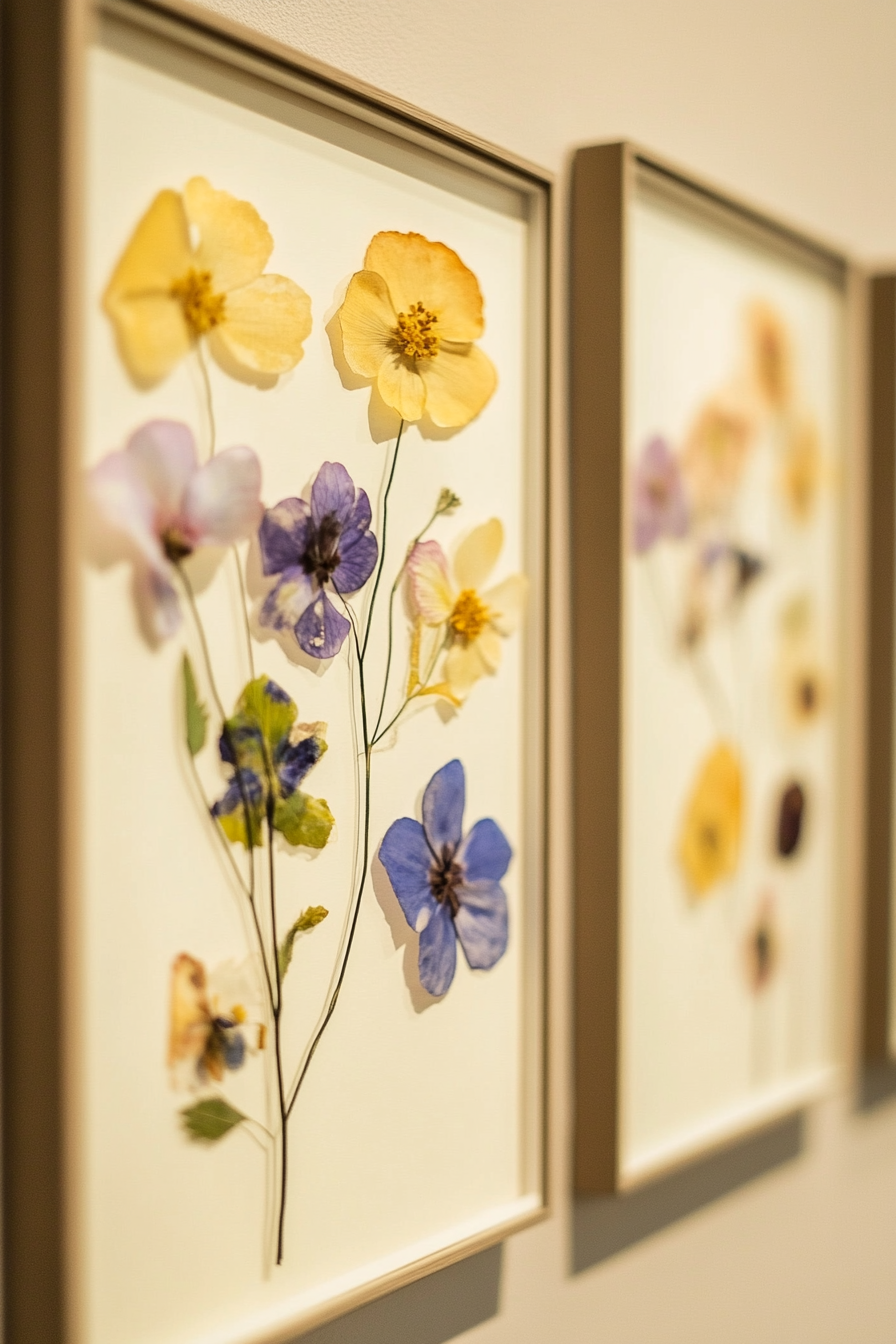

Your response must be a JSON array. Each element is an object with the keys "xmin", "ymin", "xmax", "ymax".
[
  {"xmin": 859, "ymin": 1060, "xmax": 896, "ymax": 1110},
  {"xmin": 572, "ymin": 1113, "xmax": 805, "ymax": 1275},
  {"xmin": 291, "ymin": 1245, "xmax": 503, "ymax": 1344}
]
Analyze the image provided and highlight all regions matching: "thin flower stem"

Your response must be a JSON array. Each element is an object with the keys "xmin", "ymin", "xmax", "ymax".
[
  {"xmin": 361, "ymin": 419, "xmax": 404, "ymax": 661},
  {"xmin": 267, "ymin": 804, "xmax": 289, "ymax": 1266},
  {"xmin": 233, "ymin": 545, "xmax": 256, "ymax": 680},
  {"xmin": 196, "ymin": 342, "xmax": 216, "ymax": 457},
  {"xmin": 371, "ymin": 498, "xmax": 447, "ymax": 744},
  {"xmin": 185, "ymin": 751, "xmax": 250, "ymax": 899},
  {"xmin": 287, "ymin": 594, "xmax": 370, "ymax": 1120},
  {"xmin": 371, "ymin": 632, "xmax": 448, "ymax": 747}
]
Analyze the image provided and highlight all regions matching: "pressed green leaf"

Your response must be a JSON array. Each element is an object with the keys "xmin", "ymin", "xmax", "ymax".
[
  {"xmin": 274, "ymin": 791, "xmax": 335, "ymax": 850},
  {"xmin": 180, "ymin": 1097, "xmax": 245, "ymax": 1142},
  {"xmin": 278, "ymin": 905, "xmax": 329, "ymax": 981},
  {"xmin": 216, "ymin": 803, "xmax": 264, "ymax": 851},
  {"xmin": 182, "ymin": 653, "xmax": 208, "ymax": 756}
]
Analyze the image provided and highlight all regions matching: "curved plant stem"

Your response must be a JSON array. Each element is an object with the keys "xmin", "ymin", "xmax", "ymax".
[
  {"xmin": 361, "ymin": 419, "xmax": 404, "ymax": 660},
  {"xmin": 371, "ymin": 497, "xmax": 449, "ymax": 744},
  {"xmin": 233, "ymin": 546, "xmax": 256, "ymax": 680},
  {"xmin": 287, "ymin": 595, "xmax": 370, "ymax": 1119},
  {"xmin": 196, "ymin": 342, "xmax": 216, "ymax": 456},
  {"xmin": 267, "ymin": 803, "xmax": 289, "ymax": 1265},
  {"xmin": 371, "ymin": 632, "xmax": 448, "ymax": 748}
]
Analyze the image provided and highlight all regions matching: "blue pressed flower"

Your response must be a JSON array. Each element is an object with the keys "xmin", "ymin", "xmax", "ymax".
[
  {"xmin": 211, "ymin": 676, "xmax": 335, "ymax": 851},
  {"xmin": 258, "ymin": 461, "xmax": 378, "ymax": 659},
  {"xmin": 379, "ymin": 759, "xmax": 512, "ymax": 997}
]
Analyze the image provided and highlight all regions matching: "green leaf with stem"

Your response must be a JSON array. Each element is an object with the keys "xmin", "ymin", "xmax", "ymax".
[{"xmin": 180, "ymin": 1097, "xmax": 245, "ymax": 1142}]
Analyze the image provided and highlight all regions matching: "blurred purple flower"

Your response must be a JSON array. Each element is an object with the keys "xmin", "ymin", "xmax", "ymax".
[
  {"xmin": 632, "ymin": 435, "xmax": 689, "ymax": 554},
  {"xmin": 259, "ymin": 461, "xmax": 378, "ymax": 659},
  {"xmin": 88, "ymin": 419, "xmax": 263, "ymax": 640},
  {"xmin": 379, "ymin": 759, "xmax": 511, "ymax": 997}
]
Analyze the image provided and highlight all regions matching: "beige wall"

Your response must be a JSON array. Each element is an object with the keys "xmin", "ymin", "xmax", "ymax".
[{"xmin": 193, "ymin": 2, "xmax": 896, "ymax": 1340}]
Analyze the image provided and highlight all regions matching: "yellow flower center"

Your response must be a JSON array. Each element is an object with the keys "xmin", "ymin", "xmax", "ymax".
[
  {"xmin": 393, "ymin": 301, "xmax": 440, "ymax": 360},
  {"xmin": 450, "ymin": 589, "xmax": 490, "ymax": 641},
  {"xmin": 171, "ymin": 268, "xmax": 227, "ymax": 335}
]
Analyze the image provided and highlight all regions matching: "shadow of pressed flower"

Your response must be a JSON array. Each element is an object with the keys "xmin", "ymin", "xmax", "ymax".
[
  {"xmin": 631, "ymin": 435, "xmax": 689, "ymax": 554},
  {"xmin": 378, "ymin": 759, "xmax": 512, "ymax": 997},
  {"xmin": 337, "ymin": 231, "xmax": 497, "ymax": 428},
  {"xmin": 104, "ymin": 176, "xmax": 312, "ymax": 387},
  {"xmin": 744, "ymin": 895, "xmax": 781, "ymax": 993},
  {"xmin": 776, "ymin": 780, "xmax": 807, "ymax": 858},
  {"xmin": 678, "ymin": 741, "xmax": 744, "ymax": 897}
]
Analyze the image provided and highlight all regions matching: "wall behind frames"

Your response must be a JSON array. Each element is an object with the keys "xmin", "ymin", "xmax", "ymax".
[{"xmin": 191, "ymin": 1, "xmax": 896, "ymax": 1340}]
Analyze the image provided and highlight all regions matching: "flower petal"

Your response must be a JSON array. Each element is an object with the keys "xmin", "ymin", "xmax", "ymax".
[
  {"xmin": 104, "ymin": 293, "xmax": 192, "ymax": 387},
  {"xmin": 184, "ymin": 446, "xmax": 263, "ymax": 546},
  {"xmin": 332, "ymin": 530, "xmax": 378, "ymax": 594},
  {"xmin": 212, "ymin": 274, "xmax": 312, "ymax": 375},
  {"xmin": 259, "ymin": 498, "xmax": 311, "ymax": 577},
  {"xmin": 475, "ymin": 627, "xmax": 503, "ymax": 672},
  {"xmin": 454, "ymin": 880, "xmax": 508, "ymax": 971},
  {"xmin": 168, "ymin": 953, "xmax": 211, "ymax": 1069},
  {"xmin": 454, "ymin": 519, "xmax": 503, "ymax": 591},
  {"xmin": 126, "ymin": 419, "xmax": 198, "ymax": 516},
  {"xmin": 260, "ymin": 568, "xmax": 315, "ymax": 632},
  {"xmin": 339, "ymin": 269, "xmax": 398, "ymax": 378},
  {"xmin": 418, "ymin": 342, "xmax": 497, "ymax": 428},
  {"xmin": 88, "ymin": 449, "xmax": 164, "ymax": 569},
  {"xmin": 418, "ymin": 901, "xmax": 458, "ymax": 996},
  {"xmin": 483, "ymin": 574, "xmax": 528, "ymax": 637},
  {"xmin": 277, "ymin": 733, "xmax": 324, "ymax": 795},
  {"xmin": 105, "ymin": 189, "xmax": 193, "ymax": 300},
  {"xmin": 422, "ymin": 759, "xmax": 465, "ymax": 853},
  {"xmin": 183, "ymin": 176, "xmax": 272, "ymax": 292},
  {"xmin": 458, "ymin": 817, "xmax": 511, "ymax": 882},
  {"xmin": 379, "ymin": 817, "xmax": 437, "ymax": 931},
  {"xmin": 407, "ymin": 540, "xmax": 455, "ymax": 625},
  {"xmin": 377, "ymin": 352, "xmax": 426, "ymax": 422},
  {"xmin": 444, "ymin": 640, "xmax": 489, "ymax": 698},
  {"xmin": 143, "ymin": 566, "xmax": 183, "ymax": 641},
  {"xmin": 364, "ymin": 232, "xmax": 485, "ymax": 341},
  {"xmin": 296, "ymin": 591, "xmax": 350, "ymax": 659},
  {"xmin": 310, "ymin": 461, "xmax": 357, "ymax": 530}
]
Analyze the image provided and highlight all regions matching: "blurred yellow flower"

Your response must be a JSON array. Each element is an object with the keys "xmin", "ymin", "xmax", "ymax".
[
  {"xmin": 680, "ymin": 393, "xmax": 756, "ymax": 516},
  {"xmin": 775, "ymin": 595, "xmax": 828, "ymax": 731},
  {"xmin": 678, "ymin": 742, "xmax": 743, "ymax": 897},
  {"xmin": 779, "ymin": 414, "xmax": 822, "ymax": 523},
  {"xmin": 338, "ymin": 231, "xmax": 497, "ymax": 427},
  {"xmin": 746, "ymin": 300, "xmax": 794, "ymax": 411},
  {"xmin": 406, "ymin": 519, "xmax": 526, "ymax": 701},
  {"xmin": 104, "ymin": 176, "xmax": 312, "ymax": 386}
]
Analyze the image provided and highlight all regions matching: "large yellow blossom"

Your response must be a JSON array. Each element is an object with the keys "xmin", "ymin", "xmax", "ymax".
[
  {"xmin": 406, "ymin": 519, "xmax": 526, "ymax": 701},
  {"xmin": 678, "ymin": 742, "xmax": 743, "ymax": 897},
  {"xmin": 337, "ymin": 231, "xmax": 497, "ymax": 428},
  {"xmin": 746, "ymin": 300, "xmax": 794, "ymax": 412},
  {"xmin": 104, "ymin": 176, "xmax": 312, "ymax": 386}
]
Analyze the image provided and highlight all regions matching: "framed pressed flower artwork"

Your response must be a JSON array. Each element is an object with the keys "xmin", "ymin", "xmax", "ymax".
[
  {"xmin": 0, "ymin": 2, "xmax": 549, "ymax": 1341},
  {"xmin": 570, "ymin": 143, "xmax": 860, "ymax": 1193},
  {"xmin": 864, "ymin": 274, "xmax": 896, "ymax": 1070}
]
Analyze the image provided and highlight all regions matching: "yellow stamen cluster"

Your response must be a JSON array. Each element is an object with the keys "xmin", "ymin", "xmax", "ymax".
[
  {"xmin": 450, "ymin": 589, "xmax": 490, "ymax": 641},
  {"xmin": 393, "ymin": 301, "xmax": 440, "ymax": 360},
  {"xmin": 171, "ymin": 268, "xmax": 227, "ymax": 335}
]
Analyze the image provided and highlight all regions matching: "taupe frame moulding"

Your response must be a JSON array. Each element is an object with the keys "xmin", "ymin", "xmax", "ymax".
[
  {"xmin": 0, "ymin": 2, "xmax": 553, "ymax": 1340},
  {"xmin": 570, "ymin": 140, "xmax": 866, "ymax": 1196},
  {"xmin": 863, "ymin": 275, "xmax": 896, "ymax": 1066}
]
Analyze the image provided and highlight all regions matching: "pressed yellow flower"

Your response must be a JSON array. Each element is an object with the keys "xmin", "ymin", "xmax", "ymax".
[
  {"xmin": 406, "ymin": 519, "xmax": 526, "ymax": 701},
  {"xmin": 337, "ymin": 231, "xmax": 497, "ymax": 427},
  {"xmin": 104, "ymin": 176, "xmax": 312, "ymax": 387},
  {"xmin": 775, "ymin": 595, "xmax": 828, "ymax": 731},
  {"xmin": 746, "ymin": 300, "xmax": 793, "ymax": 411},
  {"xmin": 678, "ymin": 742, "xmax": 743, "ymax": 897},
  {"xmin": 779, "ymin": 414, "xmax": 822, "ymax": 523},
  {"xmin": 680, "ymin": 392, "xmax": 756, "ymax": 516}
]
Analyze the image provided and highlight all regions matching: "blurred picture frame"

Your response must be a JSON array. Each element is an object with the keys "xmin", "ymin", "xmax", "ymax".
[
  {"xmin": 570, "ymin": 141, "xmax": 857, "ymax": 1194},
  {"xmin": 1, "ymin": 2, "xmax": 550, "ymax": 1341},
  {"xmin": 864, "ymin": 274, "xmax": 896, "ymax": 1070}
]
